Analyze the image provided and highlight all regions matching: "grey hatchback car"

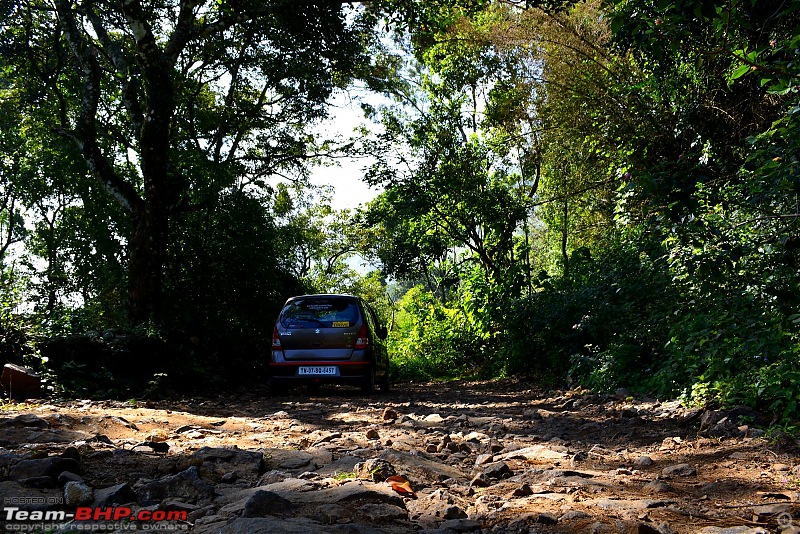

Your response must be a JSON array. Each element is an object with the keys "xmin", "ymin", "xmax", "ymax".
[{"xmin": 269, "ymin": 294, "xmax": 390, "ymax": 393}]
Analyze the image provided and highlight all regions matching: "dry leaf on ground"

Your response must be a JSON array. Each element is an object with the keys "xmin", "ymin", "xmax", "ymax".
[{"xmin": 386, "ymin": 475, "xmax": 416, "ymax": 496}]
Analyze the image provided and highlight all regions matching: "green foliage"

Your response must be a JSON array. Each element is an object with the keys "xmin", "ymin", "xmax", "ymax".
[
  {"xmin": 388, "ymin": 286, "xmax": 491, "ymax": 380},
  {"xmin": 332, "ymin": 470, "xmax": 358, "ymax": 481},
  {"xmin": 164, "ymin": 189, "xmax": 304, "ymax": 381},
  {"xmin": 370, "ymin": 0, "xmax": 800, "ymax": 430},
  {"xmin": 1, "ymin": 0, "xmax": 378, "ymax": 324},
  {"xmin": 38, "ymin": 327, "xmax": 222, "ymax": 399},
  {"xmin": 366, "ymin": 0, "xmax": 489, "ymax": 42},
  {"xmin": 0, "ymin": 399, "xmax": 39, "ymax": 412},
  {"xmin": 604, "ymin": 0, "xmax": 800, "ymax": 94},
  {"xmin": 659, "ymin": 294, "xmax": 796, "ymax": 404},
  {"xmin": 505, "ymin": 240, "xmax": 676, "ymax": 389},
  {"xmin": 0, "ymin": 267, "xmax": 39, "ymax": 369},
  {"xmin": 750, "ymin": 345, "xmax": 800, "ymax": 422},
  {"xmin": 0, "ymin": 0, "xmax": 399, "ymax": 395}
]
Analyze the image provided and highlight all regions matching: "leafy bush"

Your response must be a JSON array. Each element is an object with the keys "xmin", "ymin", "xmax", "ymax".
[
  {"xmin": 388, "ymin": 286, "xmax": 492, "ymax": 380},
  {"xmin": 750, "ymin": 343, "xmax": 800, "ymax": 422},
  {"xmin": 0, "ymin": 269, "xmax": 42, "ymax": 374},
  {"xmin": 504, "ymin": 240, "xmax": 676, "ymax": 390},
  {"xmin": 36, "ymin": 321, "xmax": 282, "ymax": 399},
  {"xmin": 38, "ymin": 329, "xmax": 202, "ymax": 398},
  {"xmin": 163, "ymin": 190, "xmax": 304, "ymax": 384},
  {"xmin": 656, "ymin": 294, "xmax": 792, "ymax": 401}
]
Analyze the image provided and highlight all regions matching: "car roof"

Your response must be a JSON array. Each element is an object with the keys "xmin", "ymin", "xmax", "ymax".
[{"xmin": 285, "ymin": 294, "xmax": 359, "ymax": 302}]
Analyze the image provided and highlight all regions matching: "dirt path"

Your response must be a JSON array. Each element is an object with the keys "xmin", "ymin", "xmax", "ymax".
[{"xmin": 1, "ymin": 379, "xmax": 799, "ymax": 533}]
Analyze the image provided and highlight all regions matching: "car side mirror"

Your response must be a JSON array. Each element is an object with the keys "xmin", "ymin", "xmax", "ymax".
[{"xmin": 378, "ymin": 325, "xmax": 388, "ymax": 340}]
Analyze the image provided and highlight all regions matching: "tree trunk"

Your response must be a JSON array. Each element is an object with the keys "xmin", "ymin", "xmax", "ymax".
[
  {"xmin": 561, "ymin": 197, "xmax": 569, "ymax": 277},
  {"xmin": 53, "ymin": 0, "xmax": 178, "ymax": 326},
  {"xmin": 128, "ymin": 205, "xmax": 169, "ymax": 325},
  {"xmin": 121, "ymin": 0, "xmax": 177, "ymax": 325}
]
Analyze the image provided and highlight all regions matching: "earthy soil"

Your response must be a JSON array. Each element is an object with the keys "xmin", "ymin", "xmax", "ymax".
[{"xmin": 2, "ymin": 379, "xmax": 800, "ymax": 533}]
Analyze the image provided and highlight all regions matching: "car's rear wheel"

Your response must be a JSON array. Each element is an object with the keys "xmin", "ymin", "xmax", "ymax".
[
  {"xmin": 360, "ymin": 368, "xmax": 375, "ymax": 394},
  {"xmin": 378, "ymin": 372, "xmax": 390, "ymax": 393}
]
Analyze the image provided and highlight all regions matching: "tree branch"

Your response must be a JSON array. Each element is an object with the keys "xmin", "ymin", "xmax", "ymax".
[
  {"xmin": 83, "ymin": 4, "xmax": 145, "ymax": 137},
  {"xmin": 54, "ymin": 0, "xmax": 143, "ymax": 214},
  {"xmin": 164, "ymin": 0, "xmax": 201, "ymax": 64},
  {"xmin": 731, "ymin": 213, "xmax": 800, "ymax": 229}
]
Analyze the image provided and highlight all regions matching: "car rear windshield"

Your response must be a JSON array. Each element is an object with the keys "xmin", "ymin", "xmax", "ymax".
[{"xmin": 279, "ymin": 297, "xmax": 360, "ymax": 328}]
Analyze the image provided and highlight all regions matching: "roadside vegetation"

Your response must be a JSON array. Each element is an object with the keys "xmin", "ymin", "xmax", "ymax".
[{"xmin": 1, "ymin": 1, "xmax": 799, "ymax": 426}]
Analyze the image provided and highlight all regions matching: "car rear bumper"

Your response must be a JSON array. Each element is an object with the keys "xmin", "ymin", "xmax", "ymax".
[{"xmin": 268, "ymin": 361, "xmax": 372, "ymax": 380}]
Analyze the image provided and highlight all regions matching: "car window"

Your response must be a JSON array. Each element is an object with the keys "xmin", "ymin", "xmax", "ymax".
[
  {"xmin": 365, "ymin": 303, "xmax": 381, "ymax": 330},
  {"xmin": 358, "ymin": 301, "xmax": 371, "ymax": 329},
  {"xmin": 279, "ymin": 297, "xmax": 360, "ymax": 328}
]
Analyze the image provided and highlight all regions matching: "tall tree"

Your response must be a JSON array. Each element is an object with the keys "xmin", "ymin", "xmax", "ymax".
[
  {"xmin": 1, "ymin": 0, "xmax": 373, "ymax": 323},
  {"xmin": 362, "ymin": 7, "xmax": 536, "ymax": 287}
]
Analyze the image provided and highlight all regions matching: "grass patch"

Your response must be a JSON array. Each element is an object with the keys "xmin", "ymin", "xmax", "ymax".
[
  {"xmin": 0, "ymin": 399, "xmax": 39, "ymax": 412},
  {"xmin": 332, "ymin": 470, "xmax": 358, "ymax": 481}
]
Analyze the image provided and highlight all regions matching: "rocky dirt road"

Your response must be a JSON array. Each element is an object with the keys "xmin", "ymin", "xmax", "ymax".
[{"xmin": 1, "ymin": 379, "xmax": 799, "ymax": 533}]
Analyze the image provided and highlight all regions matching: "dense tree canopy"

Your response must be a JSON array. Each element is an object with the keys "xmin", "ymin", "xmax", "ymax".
[{"xmin": 1, "ymin": 0, "xmax": 374, "ymax": 323}]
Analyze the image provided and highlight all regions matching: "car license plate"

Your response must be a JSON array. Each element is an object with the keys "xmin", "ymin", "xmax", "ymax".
[{"xmin": 298, "ymin": 366, "xmax": 337, "ymax": 376}]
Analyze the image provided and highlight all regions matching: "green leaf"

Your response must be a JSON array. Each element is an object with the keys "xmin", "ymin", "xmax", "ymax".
[{"xmin": 730, "ymin": 64, "xmax": 751, "ymax": 80}]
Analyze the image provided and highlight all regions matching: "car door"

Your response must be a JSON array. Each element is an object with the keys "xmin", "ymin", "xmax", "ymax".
[{"xmin": 363, "ymin": 301, "xmax": 389, "ymax": 372}]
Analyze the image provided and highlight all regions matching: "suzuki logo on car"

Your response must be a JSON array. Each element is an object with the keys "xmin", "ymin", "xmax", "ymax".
[{"xmin": 315, "ymin": 329, "xmax": 320, "ymax": 334}]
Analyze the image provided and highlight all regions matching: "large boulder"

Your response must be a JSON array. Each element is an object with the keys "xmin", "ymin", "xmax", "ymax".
[
  {"xmin": 9, "ymin": 457, "xmax": 81, "ymax": 484},
  {"xmin": 191, "ymin": 447, "xmax": 265, "ymax": 483},
  {"xmin": 1, "ymin": 363, "xmax": 41, "ymax": 400},
  {"xmin": 135, "ymin": 466, "xmax": 215, "ymax": 505}
]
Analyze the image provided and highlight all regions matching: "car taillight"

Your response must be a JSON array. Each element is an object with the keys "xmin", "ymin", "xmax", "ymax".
[
  {"xmin": 354, "ymin": 324, "xmax": 369, "ymax": 349},
  {"xmin": 272, "ymin": 326, "xmax": 282, "ymax": 349}
]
